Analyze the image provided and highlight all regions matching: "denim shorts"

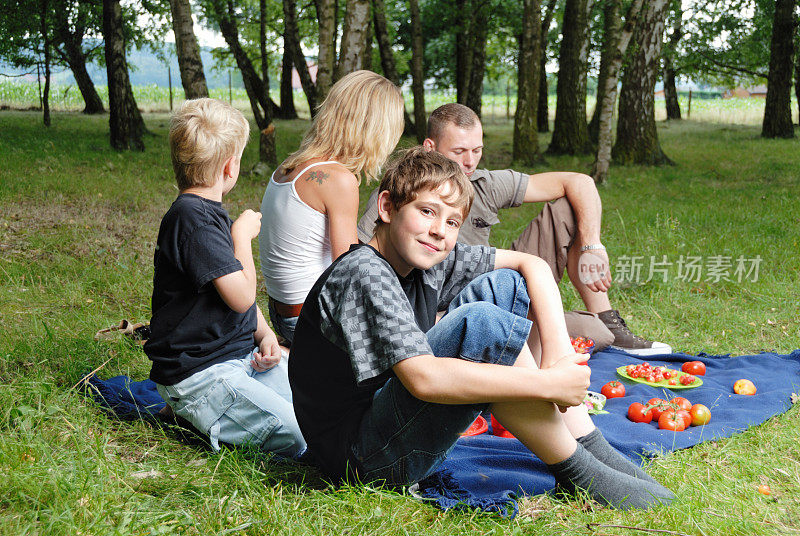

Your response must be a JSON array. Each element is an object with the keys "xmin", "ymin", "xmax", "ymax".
[
  {"xmin": 157, "ymin": 349, "xmax": 306, "ymax": 458},
  {"xmin": 349, "ymin": 269, "xmax": 532, "ymax": 486}
]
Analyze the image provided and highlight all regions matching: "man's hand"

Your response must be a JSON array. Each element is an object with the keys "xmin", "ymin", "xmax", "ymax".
[
  {"xmin": 231, "ymin": 209, "xmax": 262, "ymax": 241},
  {"xmin": 541, "ymin": 354, "xmax": 591, "ymax": 409},
  {"xmin": 251, "ymin": 331, "xmax": 282, "ymax": 372},
  {"xmin": 577, "ymin": 247, "xmax": 612, "ymax": 293}
]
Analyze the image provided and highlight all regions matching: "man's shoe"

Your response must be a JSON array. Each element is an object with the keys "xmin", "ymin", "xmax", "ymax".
[{"xmin": 597, "ymin": 310, "xmax": 672, "ymax": 356}]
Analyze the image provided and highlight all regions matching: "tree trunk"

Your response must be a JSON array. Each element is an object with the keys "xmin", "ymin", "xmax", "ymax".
[
  {"xmin": 315, "ymin": 0, "xmax": 336, "ymax": 102},
  {"xmin": 372, "ymin": 0, "xmax": 416, "ymax": 135},
  {"xmin": 662, "ymin": 3, "xmax": 682, "ymax": 120},
  {"xmin": 537, "ymin": 60, "xmax": 549, "ymax": 132},
  {"xmin": 284, "ymin": 0, "xmax": 317, "ymax": 114},
  {"xmin": 102, "ymin": 0, "xmax": 145, "ymax": 151},
  {"xmin": 588, "ymin": 0, "xmax": 620, "ymax": 143},
  {"xmin": 39, "ymin": 0, "xmax": 51, "ymax": 127},
  {"xmin": 52, "ymin": 8, "xmax": 105, "ymax": 114},
  {"xmin": 259, "ymin": 0, "xmax": 281, "ymax": 116},
  {"xmin": 795, "ymin": 42, "xmax": 800, "ymax": 125},
  {"xmin": 536, "ymin": 0, "xmax": 557, "ymax": 133},
  {"xmin": 455, "ymin": 0, "xmax": 471, "ymax": 104},
  {"xmin": 761, "ymin": 0, "xmax": 796, "ymax": 139},
  {"xmin": 576, "ymin": 0, "xmax": 594, "ymax": 134},
  {"xmin": 464, "ymin": 5, "xmax": 489, "ymax": 118},
  {"xmin": 337, "ymin": 0, "xmax": 371, "ymax": 78},
  {"xmin": 362, "ymin": 15, "xmax": 373, "ymax": 70},
  {"xmin": 279, "ymin": 35, "xmax": 298, "ymax": 119},
  {"xmin": 409, "ymin": 0, "xmax": 426, "ymax": 142},
  {"xmin": 169, "ymin": 0, "xmax": 209, "ymax": 99},
  {"xmin": 548, "ymin": 0, "xmax": 592, "ymax": 155},
  {"xmin": 512, "ymin": 0, "xmax": 542, "ymax": 165},
  {"xmin": 663, "ymin": 63, "xmax": 680, "ymax": 120},
  {"xmin": 590, "ymin": 0, "xmax": 643, "ymax": 183},
  {"xmin": 213, "ymin": 0, "xmax": 276, "ymax": 165},
  {"xmin": 611, "ymin": 0, "xmax": 671, "ymax": 165}
]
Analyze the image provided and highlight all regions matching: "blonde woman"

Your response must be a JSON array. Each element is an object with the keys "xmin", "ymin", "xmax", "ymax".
[{"xmin": 259, "ymin": 70, "xmax": 405, "ymax": 343}]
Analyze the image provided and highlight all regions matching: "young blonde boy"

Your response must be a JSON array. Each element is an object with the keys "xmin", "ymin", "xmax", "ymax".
[
  {"xmin": 144, "ymin": 98, "xmax": 305, "ymax": 457},
  {"xmin": 289, "ymin": 147, "xmax": 673, "ymax": 508}
]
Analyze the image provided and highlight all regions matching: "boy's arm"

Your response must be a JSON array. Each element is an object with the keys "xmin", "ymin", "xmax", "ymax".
[
  {"xmin": 393, "ymin": 352, "xmax": 589, "ymax": 407},
  {"xmin": 212, "ymin": 209, "xmax": 261, "ymax": 313},
  {"xmin": 251, "ymin": 305, "xmax": 282, "ymax": 372},
  {"xmin": 494, "ymin": 249, "xmax": 575, "ymax": 368}
]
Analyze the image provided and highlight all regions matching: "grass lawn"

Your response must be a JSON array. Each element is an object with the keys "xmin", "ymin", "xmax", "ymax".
[{"xmin": 1, "ymin": 109, "xmax": 799, "ymax": 535}]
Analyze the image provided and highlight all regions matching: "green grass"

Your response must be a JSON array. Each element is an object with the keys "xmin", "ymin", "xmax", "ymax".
[{"xmin": 1, "ymin": 108, "xmax": 799, "ymax": 535}]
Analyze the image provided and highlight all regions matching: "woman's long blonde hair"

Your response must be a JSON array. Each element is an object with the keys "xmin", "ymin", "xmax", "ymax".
[{"xmin": 281, "ymin": 70, "xmax": 405, "ymax": 183}]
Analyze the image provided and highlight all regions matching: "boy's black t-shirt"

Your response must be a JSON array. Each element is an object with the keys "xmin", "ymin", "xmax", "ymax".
[
  {"xmin": 289, "ymin": 243, "xmax": 494, "ymax": 479},
  {"xmin": 144, "ymin": 193, "xmax": 257, "ymax": 385}
]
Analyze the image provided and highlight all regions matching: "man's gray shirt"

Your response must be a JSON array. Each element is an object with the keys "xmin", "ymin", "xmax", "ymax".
[{"xmin": 357, "ymin": 168, "xmax": 528, "ymax": 246}]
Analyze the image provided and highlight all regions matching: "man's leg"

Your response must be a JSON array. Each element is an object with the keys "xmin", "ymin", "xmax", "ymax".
[{"xmin": 511, "ymin": 198, "xmax": 671, "ymax": 355}]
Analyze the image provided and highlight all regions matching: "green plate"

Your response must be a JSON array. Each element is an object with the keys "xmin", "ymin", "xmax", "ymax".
[{"xmin": 616, "ymin": 366, "xmax": 703, "ymax": 389}]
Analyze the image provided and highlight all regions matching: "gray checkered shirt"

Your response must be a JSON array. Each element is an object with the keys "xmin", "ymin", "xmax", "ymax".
[{"xmin": 316, "ymin": 244, "xmax": 494, "ymax": 383}]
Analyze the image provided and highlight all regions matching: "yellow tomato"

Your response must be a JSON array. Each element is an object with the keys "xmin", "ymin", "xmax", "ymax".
[{"xmin": 734, "ymin": 379, "xmax": 757, "ymax": 395}]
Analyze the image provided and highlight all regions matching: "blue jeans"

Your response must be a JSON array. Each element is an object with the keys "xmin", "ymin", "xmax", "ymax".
[
  {"xmin": 157, "ymin": 349, "xmax": 306, "ymax": 458},
  {"xmin": 350, "ymin": 269, "xmax": 532, "ymax": 486},
  {"xmin": 268, "ymin": 300, "xmax": 298, "ymax": 345}
]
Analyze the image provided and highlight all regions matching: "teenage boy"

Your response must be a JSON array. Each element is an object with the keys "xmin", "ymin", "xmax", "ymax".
[
  {"xmin": 358, "ymin": 103, "xmax": 671, "ymax": 356},
  {"xmin": 144, "ymin": 98, "xmax": 305, "ymax": 458},
  {"xmin": 290, "ymin": 148, "xmax": 673, "ymax": 509}
]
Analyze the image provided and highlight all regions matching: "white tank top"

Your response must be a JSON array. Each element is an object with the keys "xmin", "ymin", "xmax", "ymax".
[{"xmin": 259, "ymin": 161, "xmax": 341, "ymax": 305}]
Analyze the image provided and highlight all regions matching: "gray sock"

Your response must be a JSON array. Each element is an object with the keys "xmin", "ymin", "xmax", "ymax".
[
  {"xmin": 577, "ymin": 428, "xmax": 658, "ymax": 484},
  {"xmin": 547, "ymin": 443, "xmax": 674, "ymax": 510}
]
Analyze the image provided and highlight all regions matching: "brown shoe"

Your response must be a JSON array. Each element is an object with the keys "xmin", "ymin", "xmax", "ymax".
[{"xmin": 597, "ymin": 310, "xmax": 672, "ymax": 356}]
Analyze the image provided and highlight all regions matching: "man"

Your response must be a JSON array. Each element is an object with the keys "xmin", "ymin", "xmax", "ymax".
[{"xmin": 358, "ymin": 103, "xmax": 670, "ymax": 355}]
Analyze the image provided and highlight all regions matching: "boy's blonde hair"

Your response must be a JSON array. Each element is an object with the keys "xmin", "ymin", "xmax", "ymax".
[
  {"xmin": 170, "ymin": 98, "xmax": 250, "ymax": 190},
  {"xmin": 375, "ymin": 146, "xmax": 474, "ymax": 230},
  {"xmin": 281, "ymin": 70, "xmax": 404, "ymax": 184}
]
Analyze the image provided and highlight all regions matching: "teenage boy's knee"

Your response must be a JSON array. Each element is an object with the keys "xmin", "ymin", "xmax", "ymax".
[
  {"xmin": 435, "ymin": 301, "xmax": 530, "ymax": 367},
  {"xmin": 448, "ymin": 268, "xmax": 527, "ymax": 313}
]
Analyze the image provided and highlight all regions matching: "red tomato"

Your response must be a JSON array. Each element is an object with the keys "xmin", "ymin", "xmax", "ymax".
[
  {"xmin": 682, "ymin": 361, "xmax": 706, "ymax": 376},
  {"xmin": 658, "ymin": 410, "xmax": 686, "ymax": 431},
  {"xmin": 627, "ymin": 402, "xmax": 653, "ymax": 423},
  {"xmin": 647, "ymin": 398, "xmax": 669, "ymax": 420},
  {"xmin": 668, "ymin": 379, "xmax": 677, "ymax": 385},
  {"xmin": 680, "ymin": 373, "xmax": 697, "ymax": 385},
  {"xmin": 690, "ymin": 404, "xmax": 711, "ymax": 426},
  {"xmin": 676, "ymin": 409, "xmax": 692, "ymax": 428},
  {"xmin": 670, "ymin": 397, "xmax": 692, "ymax": 412},
  {"xmin": 601, "ymin": 381, "xmax": 626, "ymax": 399}
]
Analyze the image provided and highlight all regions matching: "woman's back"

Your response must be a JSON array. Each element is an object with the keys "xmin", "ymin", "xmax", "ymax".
[{"xmin": 259, "ymin": 161, "xmax": 342, "ymax": 304}]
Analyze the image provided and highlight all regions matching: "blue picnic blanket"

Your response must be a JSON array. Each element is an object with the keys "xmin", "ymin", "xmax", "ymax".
[
  {"xmin": 82, "ymin": 348, "xmax": 800, "ymax": 517},
  {"xmin": 415, "ymin": 348, "xmax": 800, "ymax": 516}
]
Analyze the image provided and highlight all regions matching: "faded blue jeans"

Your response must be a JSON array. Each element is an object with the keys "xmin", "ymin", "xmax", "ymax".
[
  {"xmin": 349, "ymin": 269, "xmax": 532, "ymax": 486},
  {"xmin": 157, "ymin": 350, "xmax": 306, "ymax": 459}
]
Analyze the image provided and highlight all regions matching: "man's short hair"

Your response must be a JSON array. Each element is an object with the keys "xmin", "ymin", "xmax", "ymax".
[
  {"xmin": 170, "ymin": 98, "xmax": 250, "ymax": 190},
  {"xmin": 427, "ymin": 103, "xmax": 480, "ymax": 142},
  {"xmin": 375, "ymin": 146, "xmax": 474, "ymax": 230}
]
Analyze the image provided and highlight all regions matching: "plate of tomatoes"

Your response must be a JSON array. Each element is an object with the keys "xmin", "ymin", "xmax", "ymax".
[
  {"xmin": 617, "ymin": 362, "xmax": 703, "ymax": 389},
  {"xmin": 571, "ymin": 337, "xmax": 595, "ymax": 354}
]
